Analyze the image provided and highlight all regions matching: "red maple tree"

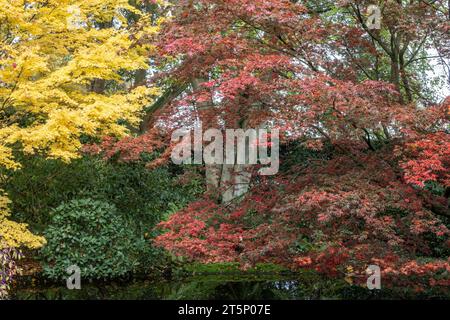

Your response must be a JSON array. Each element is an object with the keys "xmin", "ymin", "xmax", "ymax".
[{"xmin": 105, "ymin": 0, "xmax": 450, "ymax": 291}]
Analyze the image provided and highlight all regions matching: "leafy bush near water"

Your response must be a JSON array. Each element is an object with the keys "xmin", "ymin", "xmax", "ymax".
[
  {"xmin": 0, "ymin": 246, "xmax": 23, "ymax": 299},
  {"xmin": 1, "ymin": 155, "xmax": 204, "ymax": 279},
  {"xmin": 41, "ymin": 199, "xmax": 149, "ymax": 280}
]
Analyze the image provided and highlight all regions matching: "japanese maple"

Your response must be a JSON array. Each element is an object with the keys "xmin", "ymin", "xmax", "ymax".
[{"xmin": 145, "ymin": 0, "xmax": 449, "ymax": 290}]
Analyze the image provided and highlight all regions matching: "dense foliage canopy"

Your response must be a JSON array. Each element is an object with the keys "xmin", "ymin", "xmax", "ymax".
[
  {"xmin": 0, "ymin": 0, "xmax": 449, "ymax": 299},
  {"xmin": 150, "ymin": 0, "xmax": 450, "ymax": 292}
]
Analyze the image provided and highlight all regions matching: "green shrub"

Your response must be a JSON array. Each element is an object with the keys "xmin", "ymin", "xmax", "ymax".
[
  {"xmin": 41, "ymin": 198, "xmax": 144, "ymax": 280},
  {"xmin": 2, "ymin": 155, "xmax": 204, "ymax": 277}
]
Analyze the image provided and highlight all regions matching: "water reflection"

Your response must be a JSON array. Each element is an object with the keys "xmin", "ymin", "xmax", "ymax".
[
  {"xmin": 11, "ymin": 276, "xmax": 390, "ymax": 300},
  {"xmin": 13, "ymin": 275, "xmax": 444, "ymax": 300}
]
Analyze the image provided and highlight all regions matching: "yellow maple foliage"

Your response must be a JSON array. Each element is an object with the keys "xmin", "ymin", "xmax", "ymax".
[
  {"xmin": 0, "ymin": 1, "xmax": 165, "ymax": 250},
  {"xmin": 0, "ymin": 0, "xmax": 162, "ymax": 167},
  {"xmin": 0, "ymin": 190, "xmax": 45, "ymax": 249}
]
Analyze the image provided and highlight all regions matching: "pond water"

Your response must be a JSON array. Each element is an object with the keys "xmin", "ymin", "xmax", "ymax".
[{"xmin": 11, "ymin": 273, "xmax": 412, "ymax": 300}]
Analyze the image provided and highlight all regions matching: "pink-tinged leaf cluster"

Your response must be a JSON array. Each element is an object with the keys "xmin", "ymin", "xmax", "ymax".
[
  {"xmin": 399, "ymin": 132, "xmax": 450, "ymax": 187},
  {"xmin": 82, "ymin": 128, "xmax": 169, "ymax": 166}
]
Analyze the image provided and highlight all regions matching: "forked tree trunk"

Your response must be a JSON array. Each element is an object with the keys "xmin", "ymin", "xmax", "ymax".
[{"xmin": 191, "ymin": 78, "xmax": 255, "ymax": 203}]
